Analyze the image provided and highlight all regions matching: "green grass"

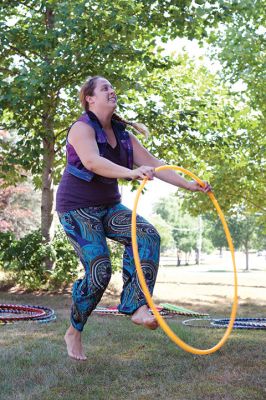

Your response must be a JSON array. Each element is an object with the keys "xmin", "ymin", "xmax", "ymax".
[{"xmin": 0, "ymin": 292, "xmax": 266, "ymax": 400}]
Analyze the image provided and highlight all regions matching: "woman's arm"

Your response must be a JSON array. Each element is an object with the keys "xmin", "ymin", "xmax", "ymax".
[
  {"xmin": 68, "ymin": 122, "xmax": 155, "ymax": 180},
  {"xmin": 130, "ymin": 133, "xmax": 211, "ymax": 192}
]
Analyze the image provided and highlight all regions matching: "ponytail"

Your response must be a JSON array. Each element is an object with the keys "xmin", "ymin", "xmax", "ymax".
[{"xmin": 112, "ymin": 113, "xmax": 149, "ymax": 139}]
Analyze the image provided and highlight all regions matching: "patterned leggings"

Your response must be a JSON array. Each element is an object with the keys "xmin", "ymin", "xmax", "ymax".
[{"xmin": 58, "ymin": 202, "xmax": 161, "ymax": 332}]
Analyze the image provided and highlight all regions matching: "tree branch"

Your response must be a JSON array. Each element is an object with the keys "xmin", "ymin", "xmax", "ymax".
[
  {"xmin": 8, "ymin": 44, "xmax": 45, "ymax": 63},
  {"xmin": 226, "ymin": 189, "xmax": 266, "ymax": 212},
  {"xmin": 54, "ymin": 145, "xmax": 65, "ymax": 155},
  {"xmin": 55, "ymin": 127, "xmax": 68, "ymax": 140}
]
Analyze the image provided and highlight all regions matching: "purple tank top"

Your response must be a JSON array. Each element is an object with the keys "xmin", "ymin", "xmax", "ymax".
[{"xmin": 56, "ymin": 114, "xmax": 129, "ymax": 212}]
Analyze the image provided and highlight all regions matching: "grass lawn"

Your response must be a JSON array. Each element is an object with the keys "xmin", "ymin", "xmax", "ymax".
[{"xmin": 0, "ymin": 290, "xmax": 265, "ymax": 400}]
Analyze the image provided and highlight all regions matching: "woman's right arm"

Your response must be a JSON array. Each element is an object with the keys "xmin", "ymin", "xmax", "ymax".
[{"xmin": 68, "ymin": 122, "xmax": 154, "ymax": 180}]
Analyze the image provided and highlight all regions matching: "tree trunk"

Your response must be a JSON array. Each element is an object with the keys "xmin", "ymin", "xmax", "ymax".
[
  {"xmin": 243, "ymin": 234, "xmax": 250, "ymax": 271},
  {"xmin": 245, "ymin": 246, "xmax": 249, "ymax": 271},
  {"xmin": 176, "ymin": 248, "xmax": 181, "ymax": 266},
  {"xmin": 196, "ymin": 215, "xmax": 202, "ymax": 265},
  {"xmin": 41, "ymin": 120, "xmax": 55, "ymax": 270},
  {"xmin": 195, "ymin": 248, "xmax": 199, "ymax": 265},
  {"xmin": 41, "ymin": 7, "xmax": 56, "ymax": 271}
]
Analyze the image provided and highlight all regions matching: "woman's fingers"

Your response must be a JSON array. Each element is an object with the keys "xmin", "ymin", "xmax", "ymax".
[
  {"xmin": 136, "ymin": 166, "xmax": 155, "ymax": 180},
  {"xmin": 143, "ymin": 168, "xmax": 155, "ymax": 180},
  {"xmin": 189, "ymin": 180, "xmax": 212, "ymax": 193},
  {"xmin": 202, "ymin": 181, "xmax": 212, "ymax": 192}
]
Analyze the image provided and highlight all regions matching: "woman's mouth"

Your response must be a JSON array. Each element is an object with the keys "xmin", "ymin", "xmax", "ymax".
[{"xmin": 108, "ymin": 96, "xmax": 117, "ymax": 102}]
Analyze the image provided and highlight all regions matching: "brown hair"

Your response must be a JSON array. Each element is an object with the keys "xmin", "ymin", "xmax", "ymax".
[{"xmin": 79, "ymin": 76, "xmax": 149, "ymax": 138}]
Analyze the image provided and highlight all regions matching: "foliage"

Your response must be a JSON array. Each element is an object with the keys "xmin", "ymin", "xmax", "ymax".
[
  {"xmin": 1, "ymin": 1, "xmax": 262, "ymax": 200},
  {"xmin": 149, "ymin": 214, "xmax": 175, "ymax": 253},
  {"xmin": 206, "ymin": 211, "xmax": 263, "ymax": 252},
  {"xmin": 201, "ymin": 0, "xmax": 266, "ymax": 220},
  {"xmin": 0, "ymin": 128, "xmax": 27, "ymax": 185},
  {"xmin": 203, "ymin": 215, "xmax": 228, "ymax": 253},
  {"xmin": 0, "ymin": 1, "xmax": 265, "ymax": 275},
  {"xmin": 230, "ymin": 212, "xmax": 259, "ymax": 251},
  {"xmin": 153, "ymin": 193, "xmax": 201, "ymax": 262},
  {"xmin": 47, "ymin": 227, "xmax": 79, "ymax": 288},
  {"xmin": 107, "ymin": 239, "xmax": 124, "ymax": 273},
  {"xmin": 0, "ymin": 231, "xmax": 15, "ymax": 268},
  {"xmin": 153, "ymin": 193, "xmax": 266, "ymax": 268},
  {"xmin": 0, "ymin": 229, "xmax": 53, "ymax": 289},
  {"xmin": 132, "ymin": 55, "xmax": 265, "ymax": 218},
  {"xmin": 0, "ymin": 228, "xmax": 79, "ymax": 290},
  {"xmin": 172, "ymin": 213, "xmax": 197, "ymax": 256},
  {"xmin": 204, "ymin": 209, "xmax": 265, "ymax": 270},
  {"xmin": 0, "ymin": 0, "xmax": 205, "ymax": 185},
  {"xmin": 201, "ymin": 236, "xmax": 214, "ymax": 255},
  {"xmin": 206, "ymin": 0, "xmax": 266, "ymax": 114},
  {"xmin": 253, "ymin": 228, "xmax": 266, "ymax": 253},
  {"xmin": 0, "ymin": 0, "xmax": 223, "ymax": 254},
  {"xmin": 0, "ymin": 179, "xmax": 41, "ymax": 238}
]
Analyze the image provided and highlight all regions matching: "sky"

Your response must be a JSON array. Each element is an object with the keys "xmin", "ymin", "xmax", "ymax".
[{"xmin": 120, "ymin": 178, "xmax": 177, "ymax": 220}]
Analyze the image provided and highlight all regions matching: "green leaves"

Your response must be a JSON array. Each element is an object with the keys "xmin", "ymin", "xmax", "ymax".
[{"xmin": 1, "ymin": 0, "xmax": 264, "ymax": 238}]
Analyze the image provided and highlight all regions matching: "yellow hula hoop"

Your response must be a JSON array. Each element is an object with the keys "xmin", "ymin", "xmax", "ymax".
[{"xmin": 131, "ymin": 165, "xmax": 238, "ymax": 355}]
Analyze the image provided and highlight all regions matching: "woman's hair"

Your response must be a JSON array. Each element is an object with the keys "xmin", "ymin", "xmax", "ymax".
[{"xmin": 79, "ymin": 76, "xmax": 149, "ymax": 138}]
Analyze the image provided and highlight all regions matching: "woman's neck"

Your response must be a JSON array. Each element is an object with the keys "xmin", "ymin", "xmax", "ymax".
[{"xmin": 88, "ymin": 108, "xmax": 113, "ymax": 130}]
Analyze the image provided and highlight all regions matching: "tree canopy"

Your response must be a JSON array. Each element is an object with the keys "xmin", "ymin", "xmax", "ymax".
[{"xmin": 0, "ymin": 0, "xmax": 265, "ymax": 258}]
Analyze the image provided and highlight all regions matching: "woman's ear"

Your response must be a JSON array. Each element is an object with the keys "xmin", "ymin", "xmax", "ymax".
[{"xmin": 85, "ymin": 95, "xmax": 94, "ymax": 106}]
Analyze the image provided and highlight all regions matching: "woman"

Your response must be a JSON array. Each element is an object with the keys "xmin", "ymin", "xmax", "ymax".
[{"xmin": 56, "ymin": 76, "xmax": 211, "ymax": 360}]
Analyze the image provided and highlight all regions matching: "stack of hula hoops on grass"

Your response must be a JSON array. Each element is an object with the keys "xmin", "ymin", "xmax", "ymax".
[
  {"xmin": 1, "ymin": 302, "xmax": 265, "ymax": 330},
  {"xmin": 0, "ymin": 303, "xmax": 56, "ymax": 325},
  {"xmin": 92, "ymin": 303, "xmax": 266, "ymax": 330},
  {"xmin": 182, "ymin": 316, "xmax": 266, "ymax": 330}
]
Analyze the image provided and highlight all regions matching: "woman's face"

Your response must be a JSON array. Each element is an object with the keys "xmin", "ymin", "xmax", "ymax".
[{"xmin": 86, "ymin": 78, "xmax": 117, "ymax": 111}]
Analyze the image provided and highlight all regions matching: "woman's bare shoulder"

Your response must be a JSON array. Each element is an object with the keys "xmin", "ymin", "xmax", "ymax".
[{"xmin": 68, "ymin": 121, "xmax": 95, "ymax": 145}]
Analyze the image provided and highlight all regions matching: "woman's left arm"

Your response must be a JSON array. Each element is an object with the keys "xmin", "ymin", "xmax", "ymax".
[{"xmin": 130, "ymin": 133, "xmax": 212, "ymax": 193}]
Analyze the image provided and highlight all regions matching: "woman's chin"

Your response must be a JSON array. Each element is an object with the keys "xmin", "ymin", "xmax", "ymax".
[{"xmin": 109, "ymin": 103, "xmax": 117, "ymax": 111}]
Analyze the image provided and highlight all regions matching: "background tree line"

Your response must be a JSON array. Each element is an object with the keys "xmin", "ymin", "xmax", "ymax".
[{"xmin": 151, "ymin": 193, "xmax": 265, "ymax": 270}]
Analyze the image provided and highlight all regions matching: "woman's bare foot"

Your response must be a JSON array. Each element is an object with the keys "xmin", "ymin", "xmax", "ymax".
[
  {"xmin": 64, "ymin": 325, "xmax": 87, "ymax": 361},
  {"xmin": 131, "ymin": 305, "xmax": 158, "ymax": 330}
]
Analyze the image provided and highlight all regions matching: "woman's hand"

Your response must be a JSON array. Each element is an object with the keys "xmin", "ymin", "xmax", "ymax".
[
  {"xmin": 186, "ymin": 180, "xmax": 212, "ymax": 193},
  {"xmin": 130, "ymin": 166, "xmax": 155, "ymax": 180}
]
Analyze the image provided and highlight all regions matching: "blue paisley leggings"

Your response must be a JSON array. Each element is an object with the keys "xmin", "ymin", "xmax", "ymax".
[{"xmin": 58, "ymin": 202, "xmax": 160, "ymax": 332}]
